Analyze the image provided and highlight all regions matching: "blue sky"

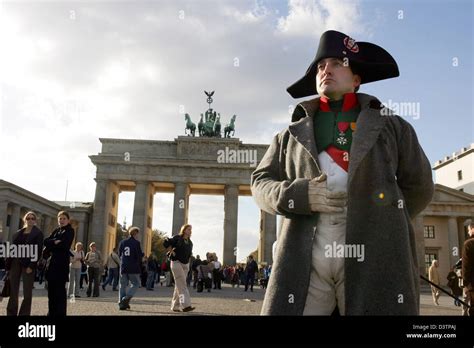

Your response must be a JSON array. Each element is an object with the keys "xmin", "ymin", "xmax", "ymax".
[{"xmin": 0, "ymin": 0, "xmax": 472, "ymax": 262}]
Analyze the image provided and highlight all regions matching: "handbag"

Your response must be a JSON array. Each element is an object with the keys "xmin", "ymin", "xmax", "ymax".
[
  {"xmin": 81, "ymin": 260, "xmax": 87, "ymax": 273},
  {"xmin": 0, "ymin": 275, "xmax": 11, "ymax": 298},
  {"xmin": 197, "ymin": 279, "xmax": 203, "ymax": 292}
]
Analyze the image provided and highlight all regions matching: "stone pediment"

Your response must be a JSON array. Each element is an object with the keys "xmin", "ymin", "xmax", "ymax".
[{"xmin": 432, "ymin": 184, "xmax": 474, "ymax": 203}]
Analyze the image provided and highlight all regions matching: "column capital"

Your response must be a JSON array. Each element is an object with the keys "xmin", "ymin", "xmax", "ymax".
[
  {"xmin": 174, "ymin": 182, "xmax": 189, "ymax": 189},
  {"xmin": 94, "ymin": 178, "xmax": 108, "ymax": 183},
  {"xmin": 225, "ymin": 184, "xmax": 239, "ymax": 195}
]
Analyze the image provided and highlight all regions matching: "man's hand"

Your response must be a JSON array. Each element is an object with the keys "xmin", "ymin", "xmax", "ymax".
[
  {"xmin": 26, "ymin": 267, "xmax": 33, "ymax": 274},
  {"xmin": 308, "ymin": 173, "xmax": 347, "ymax": 213}
]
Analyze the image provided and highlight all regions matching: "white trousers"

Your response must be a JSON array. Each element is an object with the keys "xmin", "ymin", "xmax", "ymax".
[
  {"xmin": 170, "ymin": 260, "xmax": 191, "ymax": 310},
  {"xmin": 303, "ymin": 151, "xmax": 347, "ymax": 315}
]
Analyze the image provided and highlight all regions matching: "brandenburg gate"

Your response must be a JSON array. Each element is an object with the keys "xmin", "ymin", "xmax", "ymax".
[{"xmin": 89, "ymin": 136, "xmax": 275, "ymax": 265}]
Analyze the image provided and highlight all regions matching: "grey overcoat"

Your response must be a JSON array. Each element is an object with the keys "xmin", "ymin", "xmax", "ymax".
[{"xmin": 251, "ymin": 93, "xmax": 434, "ymax": 315}]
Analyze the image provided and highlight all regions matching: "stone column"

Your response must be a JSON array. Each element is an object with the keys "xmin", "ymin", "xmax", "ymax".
[
  {"xmin": 223, "ymin": 185, "xmax": 238, "ymax": 266},
  {"xmin": 413, "ymin": 215, "xmax": 426, "ymax": 277},
  {"xmin": 43, "ymin": 215, "xmax": 53, "ymax": 234},
  {"xmin": 258, "ymin": 210, "xmax": 277, "ymax": 265},
  {"xmin": 132, "ymin": 182, "xmax": 153, "ymax": 253},
  {"xmin": 76, "ymin": 214, "xmax": 86, "ymax": 244},
  {"xmin": 9, "ymin": 204, "xmax": 21, "ymax": 241},
  {"xmin": 0, "ymin": 201, "xmax": 8, "ymax": 242},
  {"xmin": 172, "ymin": 182, "xmax": 189, "ymax": 236},
  {"xmin": 90, "ymin": 179, "xmax": 108, "ymax": 253},
  {"xmin": 447, "ymin": 216, "xmax": 460, "ymax": 267}
]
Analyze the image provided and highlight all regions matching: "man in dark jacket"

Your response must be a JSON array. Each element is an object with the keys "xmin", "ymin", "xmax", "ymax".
[
  {"xmin": 462, "ymin": 222, "xmax": 474, "ymax": 316},
  {"xmin": 251, "ymin": 30, "xmax": 433, "ymax": 315},
  {"xmin": 191, "ymin": 255, "xmax": 202, "ymax": 289},
  {"xmin": 118, "ymin": 226, "xmax": 144, "ymax": 310},
  {"xmin": 244, "ymin": 255, "xmax": 258, "ymax": 292}
]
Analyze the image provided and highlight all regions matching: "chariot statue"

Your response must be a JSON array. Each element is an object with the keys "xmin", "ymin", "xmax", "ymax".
[{"xmin": 183, "ymin": 91, "xmax": 236, "ymax": 138}]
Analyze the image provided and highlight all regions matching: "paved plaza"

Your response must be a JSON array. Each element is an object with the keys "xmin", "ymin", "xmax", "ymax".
[{"xmin": 0, "ymin": 282, "xmax": 465, "ymax": 316}]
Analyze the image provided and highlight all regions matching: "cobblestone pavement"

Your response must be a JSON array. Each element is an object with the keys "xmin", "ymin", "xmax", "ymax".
[{"xmin": 0, "ymin": 282, "xmax": 466, "ymax": 316}]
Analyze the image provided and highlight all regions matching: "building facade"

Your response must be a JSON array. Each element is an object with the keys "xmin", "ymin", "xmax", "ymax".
[
  {"xmin": 0, "ymin": 180, "xmax": 92, "ymax": 246},
  {"xmin": 433, "ymin": 143, "xmax": 474, "ymax": 194},
  {"xmin": 1, "ymin": 139, "xmax": 473, "ymax": 278}
]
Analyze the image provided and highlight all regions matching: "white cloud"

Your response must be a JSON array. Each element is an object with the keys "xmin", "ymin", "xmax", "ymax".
[
  {"xmin": 277, "ymin": 0, "xmax": 365, "ymax": 38},
  {"xmin": 222, "ymin": 1, "xmax": 269, "ymax": 23},
  {"xmin": 0, "ymin": 0, "xmax": 370, "ymax": 255}
]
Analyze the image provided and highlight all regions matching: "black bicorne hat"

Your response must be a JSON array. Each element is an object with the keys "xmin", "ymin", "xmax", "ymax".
[{"xmin": 287, "ymin": 30, "xmax": 399, "ymax": 98}]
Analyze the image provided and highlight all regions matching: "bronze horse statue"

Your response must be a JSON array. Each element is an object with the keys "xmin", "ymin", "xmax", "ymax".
[
  {"xmin": 184, "ymin": 113, "xmax": 196, "ymax": 136},
  {"xmin": 224, "ymin": 115, "xmax": 237, "ymax": 138}
]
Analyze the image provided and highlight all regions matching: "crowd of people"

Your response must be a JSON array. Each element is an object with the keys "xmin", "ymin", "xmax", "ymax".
[
  {"xmin": 0, "ymin": 215, "xmax": 272, "ymax": 315},
  {"xmin": 2, "ymin": 212, "xmax": 471, "ymax": 316}
]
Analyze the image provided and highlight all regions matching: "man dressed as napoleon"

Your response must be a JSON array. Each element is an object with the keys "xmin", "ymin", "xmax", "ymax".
[{"xmin": 251, "ymin": 30, "xmax": 434, "ymax": 315}]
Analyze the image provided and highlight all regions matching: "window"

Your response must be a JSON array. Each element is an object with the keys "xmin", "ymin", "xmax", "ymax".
[
  {"xmin": 457, "ymin": 170, "xmax": 463, "ymax": 181},
  {"xmin": 425, "ymin": 252, "xmax": 437, "ymax": 276},
  {"xmin": 424, "ymin": 225, "xmax": 435, "ymax": 239}
]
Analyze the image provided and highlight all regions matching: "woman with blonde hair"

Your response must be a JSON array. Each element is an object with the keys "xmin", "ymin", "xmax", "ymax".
[
  {"xmin": 163, "ymin": 224, "xmax": 194, "ymax": 312},
  {"xmin": 84, "ymin": 242, "xmax": 102, "ymax": 297},
  {"xmin": 5, "ymin": 211, "xmax": 44, "ymax": 315},
  {"xmin": 68, "ymin": 242, "xmax": 84, "ymax": 298}
]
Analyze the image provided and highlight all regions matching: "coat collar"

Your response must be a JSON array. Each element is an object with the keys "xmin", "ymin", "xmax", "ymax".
[{"xmin": 288, "ymin": 93, "xmax": 386, "ymax": 185}]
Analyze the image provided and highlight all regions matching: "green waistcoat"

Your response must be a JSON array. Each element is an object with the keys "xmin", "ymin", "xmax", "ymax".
[{"xmin": 313, "ymin": 99, "xmax": 360, "ymax": 153}]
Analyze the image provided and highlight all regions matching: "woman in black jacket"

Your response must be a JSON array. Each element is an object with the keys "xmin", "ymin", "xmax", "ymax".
[
  {"xmin": 163, "ymin": 224, "xmax": 194, "ymax": 312},
  {"xmin": 5, "ymin": 211, "xmax": 44, "ymax": 316},
  {"xmin": 43, "ymin": 211, "xmax": 75, "ymax": 316}
]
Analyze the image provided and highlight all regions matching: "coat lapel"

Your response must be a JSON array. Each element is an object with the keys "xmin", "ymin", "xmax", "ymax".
[
  {"xmin": 288, "ymin": 99, "xmax": 321, "ymax": 171},
  {"xmin": 347, "ymin": 94, "xmax": 386, "ymax": 186}
]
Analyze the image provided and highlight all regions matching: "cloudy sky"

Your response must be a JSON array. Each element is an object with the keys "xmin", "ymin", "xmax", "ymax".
[{"xmin": 0, "ymin": 0, "xmax": 472, "ymax": 262}]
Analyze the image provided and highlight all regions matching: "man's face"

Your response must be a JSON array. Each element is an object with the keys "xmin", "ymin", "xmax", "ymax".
[
  {"xmin": 469, "ymin": 226, "xmax": 474, "ymax": 237},
  {"xmin": 316, "ymin": 58, "xmax": 361, "ymax": 100}
]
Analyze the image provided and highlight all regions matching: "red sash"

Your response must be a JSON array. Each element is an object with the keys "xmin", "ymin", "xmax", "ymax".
[{"xmin": 319, "ymin": 93, "xmax": 358, "ymax": 172}]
